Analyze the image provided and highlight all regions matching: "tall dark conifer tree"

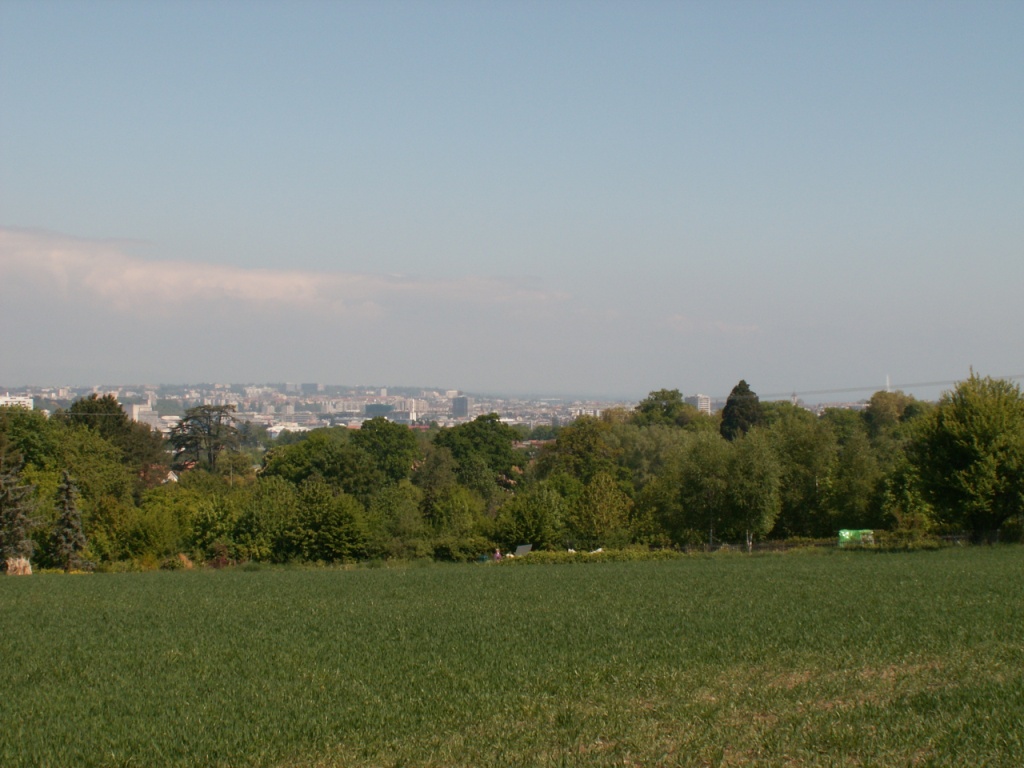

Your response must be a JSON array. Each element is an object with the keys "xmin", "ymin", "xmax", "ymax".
[
  {"xmin": 0, "ymin": 445, "xmax": 35, "ymax": 569},
  {"xmin": 51, "ymin": 471, "xmax": 87, "ymax": 572},
  {"xmin": 720, "ymin": 380, "xmax": 764, "ymax": 441}
]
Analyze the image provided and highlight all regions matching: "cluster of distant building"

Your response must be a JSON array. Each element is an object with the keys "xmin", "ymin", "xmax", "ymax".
[
  {"xmin": 3, "ymin": 384, "xmax": 879, "ymax": 436},
  {"xmin": 1, "ymin": 384, "xmax": 648, "ymax": 436}
]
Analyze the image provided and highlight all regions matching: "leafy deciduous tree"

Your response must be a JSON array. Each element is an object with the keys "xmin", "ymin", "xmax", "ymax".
[
  {"xmin": 497, "ymin": 481, "xmax": 566, "ymax": 551},
  {"xmin": 726, "ymin": 430, "xmax": 782, "ymax": 550},
  {"xmin": 566, "ymin": 471, "xmax": 632, "ymax": 549},
  {"xmin": 912, "ymin": 373, "xmax": 1024, "ymax": 542},
  {"xmin": 631, "ymin": 389, "xmax": 700, "ymax": 428},
  {"xmin": 351, "ymin": 418, "xmax": 420, "ymax": 485}
]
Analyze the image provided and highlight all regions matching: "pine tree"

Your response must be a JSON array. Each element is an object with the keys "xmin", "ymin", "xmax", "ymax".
[
  {"xmin": 720, "ymin": 380, "xmax": 764, "ymax": 441},
  {"xmin": 0, "ymin": 446, "xmax": 36, "ymax": 571},
  {"xmin": 50, "ymin": 471, "xmax": 87, "ymax": 572}
]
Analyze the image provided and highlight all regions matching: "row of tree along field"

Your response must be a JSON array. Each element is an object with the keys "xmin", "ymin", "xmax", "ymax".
[{"xmin": 3, "ymin": 373, "xmax": 1024, "ymax": 571}]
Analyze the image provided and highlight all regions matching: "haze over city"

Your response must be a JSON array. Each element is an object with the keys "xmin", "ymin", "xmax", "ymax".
[{"xmin": 2, "ymin": 2, "xmax": 1021, "ymax": 401}]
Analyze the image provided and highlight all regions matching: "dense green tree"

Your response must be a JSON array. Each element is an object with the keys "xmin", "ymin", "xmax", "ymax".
[
  {"xmin": 911, "ymin": 373, "xmax": 1024, "ymax": 542},
  {"xmin": 726, "ymin": 430, "xmax": 782, "ymax": 550},
  {"xmin": 351, "ymin": 418, "xmax": 420, "ymax": 485},
  {"xmin": 61, "ymin": 394, "xmax": 167, "ymax": 484},
  {"xmin": 0, "ymin": 445, "xmax": 35, "ymax": 567},
  {"xmin": 427, "ymin": 484, "xmax": 487, "ymax": 536},
  {"xmin": 232, "ymin": 476, "xmax": 300, "ymax": 562},
  {"xmin": 49, "ymin": 471, "xmax": 87, "ymax": 572},
  {"xmin": 677, "ymin": 432, "xmax": 732, "ymax": 546},
  {"xmin": 59, "ymin": 428, "xmax": 138, "ymax": 511},
  {"xmin": 290, "ymin": 479, "xmax": 367, "ymax": 562},
  {"xmin": 260, "ymin": 429, "xmax": 383, "ymax": 501},
  {"xmin": 238, "ymin": 420, "xmax": 272, "ymax": 451},
  {"xmin": 433, "ymin": 414, "xmax": 521, "ymax": 485},
  {"xmin": 822, "ymin": 420, "xmax": 884, "ymax": 531},
  {"xmin": 453, "ymin": 451, "xmax": 507, "ymax": 512},
  {"xmin": 495, "ymin": 482, "xmax": 566, "ymax": 551},
  {"xmin": 0, "ymin": 405, "xmax": 63, "ymax": 470},
  {"xmin": 880, "ymin": 455, "xmax": 934, "ymax": 536},
  {"xmin": 365, "ymin": 481, "xmax": 430, "ymax": 560},
  {"xmin": 765, "ymin": 403, "xmax": 838, "ymax": 538},
  {"xmin": 411, "ymin": 444, "xmax": 460, "ymax": 524},
  {"xmin": 525, "ymin": 424, "xmax": 559, "ymax": 441},
  {"xmin": 631, "ymin": 389, "xmax": 700, "ymax": 428},
  {"xmin": 215, "ymin": 448, "xmax": 257, "ymax": 486},
  {"xmin": 720, "ymin": 380, "xmax": 764, "ymax": 441},
  {"xmin": 608, "ymin": 423, "xmax": 691, "ymax": 494},
  {"xmin": 863, "ymin": 390, "xmax": 917, "ymax": 438},
  {"xmin": 566, "ymin": 471, "xmax": 632, "ymax": 549},
  {"xmin": 169, "ymin": 405, "xmax": 241, "ymax": 472},
  {"xmin": 535, "ymin": 416, "xmax": 622, "ymax": 485}
]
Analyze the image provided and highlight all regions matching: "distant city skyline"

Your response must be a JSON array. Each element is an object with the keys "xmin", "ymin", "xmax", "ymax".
[
  {"xmin": 2, "ymin": 3, "xmax": 1021, "ymax": 400},
  {"xmin": 6, "ymin": 374, "xmax": 1024, "ymax": 408}
]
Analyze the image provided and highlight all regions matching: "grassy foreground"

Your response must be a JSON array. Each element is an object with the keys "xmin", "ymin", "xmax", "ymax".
[{"xmin": 2, "ymin": 548, "xmax": 1023, "ymax": 767}]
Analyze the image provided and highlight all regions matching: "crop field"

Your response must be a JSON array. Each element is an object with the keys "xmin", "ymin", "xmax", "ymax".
[{"xmin": 2, "ymin": 548, "xmax": 1024, "ymax": 767}]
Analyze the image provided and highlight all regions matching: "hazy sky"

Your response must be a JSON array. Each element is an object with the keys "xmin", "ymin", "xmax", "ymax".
[{"xmin": 2, "ymin": 1, "xmax": 1022, "ymax": 400}]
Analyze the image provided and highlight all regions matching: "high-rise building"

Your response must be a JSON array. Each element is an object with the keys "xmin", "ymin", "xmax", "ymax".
[
  {"xmin": 685, "ymin": 394, "xmax": 712, "ymax": 416},
  {"xmin": 451, "ymin": 396, "xmax": 470, "ymax": 418}
]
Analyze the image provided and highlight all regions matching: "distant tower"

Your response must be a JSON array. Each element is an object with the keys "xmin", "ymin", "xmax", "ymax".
[{"xmin": 451, "ymin": 396, "xmax": 470, "ymax": 418}]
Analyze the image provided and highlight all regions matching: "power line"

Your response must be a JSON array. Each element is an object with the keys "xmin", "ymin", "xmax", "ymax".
[{"xmin": 725, "ymin": 374, "xmax": 1024, "ymax": 403}]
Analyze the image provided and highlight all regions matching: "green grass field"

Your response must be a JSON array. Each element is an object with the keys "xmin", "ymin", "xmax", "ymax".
[{"xmin": 2, "ymin": 548, "xmax": 1023, "ymax": 767}]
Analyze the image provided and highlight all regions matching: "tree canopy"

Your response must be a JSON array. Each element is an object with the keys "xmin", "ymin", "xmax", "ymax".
[
  {"xmin": 720, "ymin": 380, "xmax": 764, "ymax": 441},
  {"xmin": 169, "ymin": 405, "xmax": 241, "ymax": 471},
  {"xmin": 912, "ymin": 373, "xmax": 1024, "ymax": 542}
]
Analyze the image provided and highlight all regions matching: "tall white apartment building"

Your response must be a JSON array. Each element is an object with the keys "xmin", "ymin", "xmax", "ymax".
[{"xmin": 685, "ymin": 394, "xmax": 712, "ymax": 416}]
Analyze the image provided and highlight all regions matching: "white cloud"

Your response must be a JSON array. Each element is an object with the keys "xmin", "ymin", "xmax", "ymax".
[{"xmin": 0, "ymin": 227, "xmax": 568, "ymax": 316}]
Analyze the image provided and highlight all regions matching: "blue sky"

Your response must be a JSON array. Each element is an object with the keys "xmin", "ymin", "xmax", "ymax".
[{"xmin": 2, "ymin": 1, "xmax": 1022, "ymax": 400}]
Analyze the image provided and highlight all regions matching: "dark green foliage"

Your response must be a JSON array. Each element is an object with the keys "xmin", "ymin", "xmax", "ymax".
[
  {"xmin": 911, "ymin": 373, "xmax": 1024, "ymax": 542},
  {"xmin": 0, "ymin": 445, "xmax": 35, "ymax": 563},
  {"xmin": 564, "ymin": 471, "xmax": 631, "ymax": 549},
  {"xmin": 13, "ymin": 373, "xmax": 1024, "ymax": 567},
  {"xmin": 670, "ymin": 431, "xmax": 732, "ymax": 545},
  {"xmin": 726, "ymin": 429, "xmax": 782, "ymax": 548},
  {"xmin": 766, "ymin": 403, "xmax": 838, "ymax": 537},
  {"xmin": 290, "ymin": 479, "xmax": 367, "ymax": 562},
  {"xmin": 260, "ymin": 428, "xmax": 383, "ymax": 501},
  {"xmin": 433, "ymin": 413, "xmax": 521, "ymax": 484},
  {"xmin": 631, "ymin": 388, "xmax": 700, "ymax": 427},
  {"xmin": 411, "ymin": 443, "xmax": 460, "ymax": 524},
  {"xmin": 824, "ymin": 419, "xmax": 885, "ymax": 530},
  {"xmin": 720, "ymin": 379, "xmax": 764, "ymax": 441},
  {"xmin": 608, "ymin": 423, "xmax": 690, "ymax": 493},
  {"xmin": 60, "ymin": 394, "xmax": 167, "ymax": 484},
  {"xmin": 495, "ymin": 481, "xmax": 565, "ymax": 551},
  {"xmin": 232, "ymin": 476, "xmax": 300, "ymax": 562},
  {"xmin": 49, "ymin": 471, "xmax": 87, "ymax": 572},
  {"xmin": 0, "ymin": 405, "xmax": 63, "ymax": 470},
  {"xmin": 169, "ymin": 404, "xmax": 241, "ymax": 471},
  {"xmin": 535, "ymin": 415, "xmax": 621, "ymax": 485},
  {"xmin": 350, "ymin": 417, "xmax": 420, "ymax": 484},
  {"xmin": 364, "ymin": 481, "xmax": 430, "ymax": 560}
]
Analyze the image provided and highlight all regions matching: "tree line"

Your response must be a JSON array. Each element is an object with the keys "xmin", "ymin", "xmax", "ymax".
[{"xmin": 2, "ymin": 373, "xmax": 1023, "ymax": 571}]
